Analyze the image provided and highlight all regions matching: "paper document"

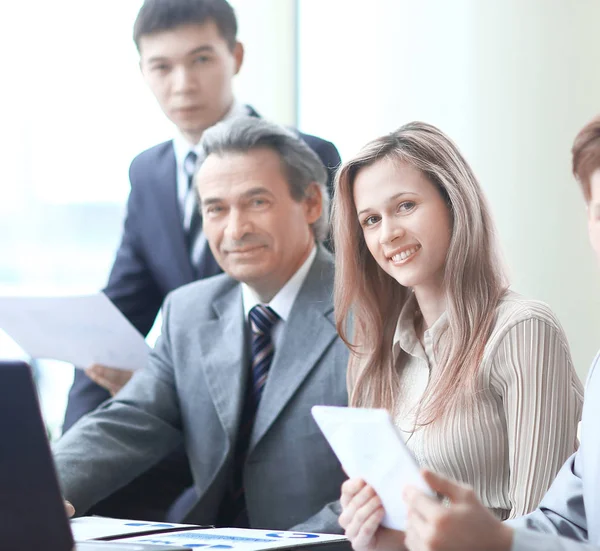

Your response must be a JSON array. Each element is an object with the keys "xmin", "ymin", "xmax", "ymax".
[
  {"xmin": 120, "ymin": 528, "xmax": 347, "ymax": 550},
  {"xmin": 0, "ymin": 293, "xmax": 150, "ymax": 370},
  {"xmin": 71, "ymin": 516, "xmax": 197, "ymax": 541},
  {"xmin": 311, "ymin": 405, "xmax": 435, "ymax": 531}
]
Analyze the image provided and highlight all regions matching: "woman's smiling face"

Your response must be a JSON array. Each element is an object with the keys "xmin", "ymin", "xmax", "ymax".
[{"xmin": 353, "ymin": 157, "xmax": 452, "ymax": 295}]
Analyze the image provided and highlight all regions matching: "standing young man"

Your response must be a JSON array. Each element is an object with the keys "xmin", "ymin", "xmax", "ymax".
[{"xmin": 63, "ymin": 0, "xmax": 340, "ymax": 522}]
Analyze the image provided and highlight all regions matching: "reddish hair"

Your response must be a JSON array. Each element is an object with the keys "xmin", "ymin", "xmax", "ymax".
[{"xmin": 572, "ymin": 115, "xmax": 600, "ymax": 201}]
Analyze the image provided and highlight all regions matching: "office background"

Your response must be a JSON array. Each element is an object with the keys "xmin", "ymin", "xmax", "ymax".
[{"xmin": 1, "ymin": 0, "xmax": 599, "ymax": 438}]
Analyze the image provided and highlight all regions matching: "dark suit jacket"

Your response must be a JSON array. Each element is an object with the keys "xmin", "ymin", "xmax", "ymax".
[
  {"xmin": 63, "ymin": 112, "xmax": 341, "ymax": 521},
  {"xmin": 57, "ymin": 248, "xmax": 348, "ymax": 532}
]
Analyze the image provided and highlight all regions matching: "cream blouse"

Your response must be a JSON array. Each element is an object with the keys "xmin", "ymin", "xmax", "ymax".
[{"xmin": 391, "ymin": 290, "xmax": 583, "ymax": 520}]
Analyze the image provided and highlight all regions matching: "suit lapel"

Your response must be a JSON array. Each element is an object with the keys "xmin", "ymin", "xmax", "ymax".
[
  {"xmin": 582, "ymin": 362, "xmax": 600, "ymax": 543},
  {"xmin": 196, "ymin": 282, "xmax": 247, "ymax": 444},
  {"xmin": 153, "ymin": 142, "xmax": 196, "ymax": 284},
  {"xmin": 249, "ymin": 249, "xmax": 337, "ymax": 450}
]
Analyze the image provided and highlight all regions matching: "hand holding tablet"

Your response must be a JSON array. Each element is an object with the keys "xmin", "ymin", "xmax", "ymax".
[{"xmin": 311, "ymin": 405, "xmax": 434, "ymax": 530}]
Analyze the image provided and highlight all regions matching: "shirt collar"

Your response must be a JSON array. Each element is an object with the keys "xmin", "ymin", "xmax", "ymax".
[
  {"xmin": 172, "ymin": 100, "xmax": 249, "ymax": 168},
  {"xmin": 242, "ymin": 245, "xmax": 317, "ymax": 323},
  {"xmin": 392, "ymin": 292, "xmax": 448, "ymax": 362}
]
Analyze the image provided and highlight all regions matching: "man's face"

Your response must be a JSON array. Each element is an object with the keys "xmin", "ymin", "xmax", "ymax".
[
  {"xmin": 196, "ymin": 148, "xmax": 322, "ymax": 301},
  {"xmin": 139, "ymin": 22, "xmax": 243, "ymax": 143},
  {"xmin": 588, "ymin": 169, "xmax": 600, "ymax": 265}
]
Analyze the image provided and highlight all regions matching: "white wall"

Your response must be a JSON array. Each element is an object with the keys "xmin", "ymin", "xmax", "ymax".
[
  {"xmin": 230, "ymin": 0, "xmax": 297, "ymax": 125},
  {"xmin": 298, "ymin": 0, "xmax": 600, "ymax": 379}
]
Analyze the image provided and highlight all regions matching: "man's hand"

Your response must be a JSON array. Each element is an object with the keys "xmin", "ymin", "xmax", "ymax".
[
  {"xmin": 403, "ymin": 470, "xmax": 514, "ymax": 551},
  {"xmin": 85, "ymin": 364, "xmax": 134, "ymax": 396},
  {"xmin": 339, "ymin": 478, "xmax": 406, "ymax": 551},
  {"xmin": 64, "ymin": 500, "xmax": 75, "ymax": 517}
]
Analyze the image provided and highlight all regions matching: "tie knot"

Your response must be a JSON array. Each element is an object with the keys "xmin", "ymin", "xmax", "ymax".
[
  {"xmin": 183, "ymin": 151, "xmax": 198, "ymax": 181},
  {"xmin": 249, "ymin": 305, "xmax": 279, "ymax": 336}
]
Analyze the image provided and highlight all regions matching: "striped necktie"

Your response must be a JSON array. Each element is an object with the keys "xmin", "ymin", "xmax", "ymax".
[
  {"xmin": 182, "ymin": 150, "xmax": 221, "ymax": 279},
  {"xmin": 216, "ymin": 304, "xmax": 279, "ymax": 527},
  {"xmin": 182, "ymin": 150, "xmax": 198, "ymax": 231},
  {"xmin": 248, "ymin": 304, "xmax": 280, "ymax": 404}
]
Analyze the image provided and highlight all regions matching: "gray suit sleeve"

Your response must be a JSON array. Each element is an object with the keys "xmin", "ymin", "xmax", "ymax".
[
  {"xmin": 507, "ymin": 355, "xmax": 600, "ymax": 550},
  {"xmin": 52, "ymin": 296, "xmax": 183, "ymax": 515},
  {"xmin": 506, "ymin": 452, "xmax": 587, "ymax": 541},
  {"xmin": 290, "ymin": 500, "xmax": 343, "ymax": 534},
  {"xmin": 511, "ymin": 529, "xmax": 599, "ymax": 550}
]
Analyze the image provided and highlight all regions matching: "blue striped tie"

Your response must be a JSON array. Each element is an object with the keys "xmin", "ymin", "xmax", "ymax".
[
  {"xmin": 215, "ymin": 304, "xmax": 279, "ymax": 526},
  {"xmin": 248, "ymin": 304, "xmax": 279, "ymax": 404},
  {"xmin": 183, "ymin": 150, "xmax": 198, "ymax": 191},
  {"xmin": 182, "ymin": 150, "xmax": 199, "ymax": 249},
  {"xmin": 182, "ymin": 151, "xmax": 222, "ymax": 279}
]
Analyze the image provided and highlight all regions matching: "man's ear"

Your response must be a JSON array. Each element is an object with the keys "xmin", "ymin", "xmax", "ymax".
[
  {"xmin": 233, "ymin": 41, "xmax": 244, "ymax": 74},
  {"xmin": 304, "ymin": 182, "xmax": 323, "ymax": 225},
  {"xmin": 139, "ymin": 58, "xmax": 150, "ymax": 84}
]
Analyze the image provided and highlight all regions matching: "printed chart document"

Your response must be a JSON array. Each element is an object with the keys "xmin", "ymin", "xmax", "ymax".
[
  {"xmin": 120, "ymin": 528, "xmax": 347, "ymax": 550},
  {"xmin": 0, "ymin": 293, "xmax": 149, "ymax": 371},
  {"xmin": 71, "ymin": 517, "xmax": 199, "ymax": 541},
  {"xmin": 311, "ymin": 405, "xmax": 435, "ymax": 531}
]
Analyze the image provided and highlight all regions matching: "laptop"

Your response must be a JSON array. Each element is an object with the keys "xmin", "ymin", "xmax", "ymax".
[{"xmin": 0, "ymin": 360, "xmax": 188, "ymax": 551}]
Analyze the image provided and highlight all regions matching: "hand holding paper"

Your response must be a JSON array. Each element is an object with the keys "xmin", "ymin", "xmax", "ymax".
[
  {"xmin": 86, "ymin": 364, "xmax": 135, "ymax": 395},
  {"xmin": 311, "ymin": 406, "xmax": 434, "ymax": 531},
  {"xmin": 339, "ymin": 478, "xmax": 406, "ymax": 551}
]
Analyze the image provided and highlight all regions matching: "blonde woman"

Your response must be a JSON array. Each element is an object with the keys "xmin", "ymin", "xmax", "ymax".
[{"xmin": 334, "ymin": 122, "xmax": 583, "ymax": 549}]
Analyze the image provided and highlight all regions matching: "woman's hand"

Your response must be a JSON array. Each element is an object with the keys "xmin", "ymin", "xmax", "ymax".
[{"xmin": 339, "ymin": 478, "xmax": 406, "ymax": 551}]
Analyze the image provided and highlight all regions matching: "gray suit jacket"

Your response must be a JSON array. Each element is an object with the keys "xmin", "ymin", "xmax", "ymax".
[
  {"xmin": 53, "ymin": 247, "xmax": 348, "ymax": 532},
  {"xmin": 508, "ymin": 352, "xmax": 600, "ymax": 550}
]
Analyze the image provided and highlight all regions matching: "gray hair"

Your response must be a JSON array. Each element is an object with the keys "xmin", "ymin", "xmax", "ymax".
[{"xmin": 200, "ymin": 116, "xmax": 330, "ymax": 242}]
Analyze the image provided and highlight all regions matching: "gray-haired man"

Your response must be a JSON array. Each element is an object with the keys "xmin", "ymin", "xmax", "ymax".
[{"xmin": 53, "ymin": 117, "xmax": 348, "ymax": 532}]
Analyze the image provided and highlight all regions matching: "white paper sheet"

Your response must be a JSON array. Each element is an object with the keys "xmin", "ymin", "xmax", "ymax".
[
  {"xmin": 120, "ymin": 528, "xmax": 346, "ymax": 550},
  {"xmin": 0, "ymin": 293, "xmax": 150, "ymax": 370},
  {"xmin": 71, "ymin": 516, "xmax": 196, "ymax": 541},
  {"xmin": 311, "ymin": 405, "xmax": 435, "ymax": 531}
]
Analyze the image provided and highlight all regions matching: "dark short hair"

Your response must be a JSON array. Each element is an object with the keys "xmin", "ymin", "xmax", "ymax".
[
  {"xmin": 572, "ymin": 115, "xmax": 600, "ymax": 201},
  {"xmin": 133, "ymin": 0, "xmax": 238, "ymax": 51}
]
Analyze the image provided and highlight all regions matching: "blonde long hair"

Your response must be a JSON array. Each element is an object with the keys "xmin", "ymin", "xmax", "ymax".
[{"xmin": 332, "ymin": 122, "xmax": 508, "ymax": 423}]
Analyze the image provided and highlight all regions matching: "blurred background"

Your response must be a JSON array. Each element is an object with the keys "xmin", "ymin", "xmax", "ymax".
[{"xmin": 1, "ymin": 0, "xmax": 599, "ymax": 438}]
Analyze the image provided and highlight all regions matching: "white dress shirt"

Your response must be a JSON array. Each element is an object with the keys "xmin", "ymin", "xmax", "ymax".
[{"xmin": 241, "ymin": 246, "xmax": 317, "ymax": 349}]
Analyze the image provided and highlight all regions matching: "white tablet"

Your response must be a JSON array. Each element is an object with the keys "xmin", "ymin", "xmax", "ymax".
[{"xmin": 311, "ymin": 405, "xmax": 434, "ymax": 530}]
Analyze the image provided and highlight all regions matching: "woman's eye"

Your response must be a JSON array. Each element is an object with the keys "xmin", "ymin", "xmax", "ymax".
[
  {"xmin": 398, "ymin": 201, "xmax": 416, "ymax": 213},
  {"xmin": 363, "ymin": 215, "xmax": 379, "ymax": 227}
]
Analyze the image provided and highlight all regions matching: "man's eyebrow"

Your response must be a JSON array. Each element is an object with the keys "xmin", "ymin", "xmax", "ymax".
[
  {"xmin": 241, "ymin": 187, "xmax": 273, "ymax": 198},
  {"xmin": 147, "ymin": 45, "xmax": 215, "ymax": 64},
  {"xmin": 199, "ymin": 196, "xmax": 222, "ymax": 207},
  {"xmin": 200, "ymin": 187, "xmax": 274, "ymax": 206}
]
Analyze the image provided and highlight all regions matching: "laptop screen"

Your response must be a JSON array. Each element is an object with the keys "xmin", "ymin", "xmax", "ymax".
[{"xmin": 0, "ymin": 360, "xmax": 75, "ymax": 550}]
